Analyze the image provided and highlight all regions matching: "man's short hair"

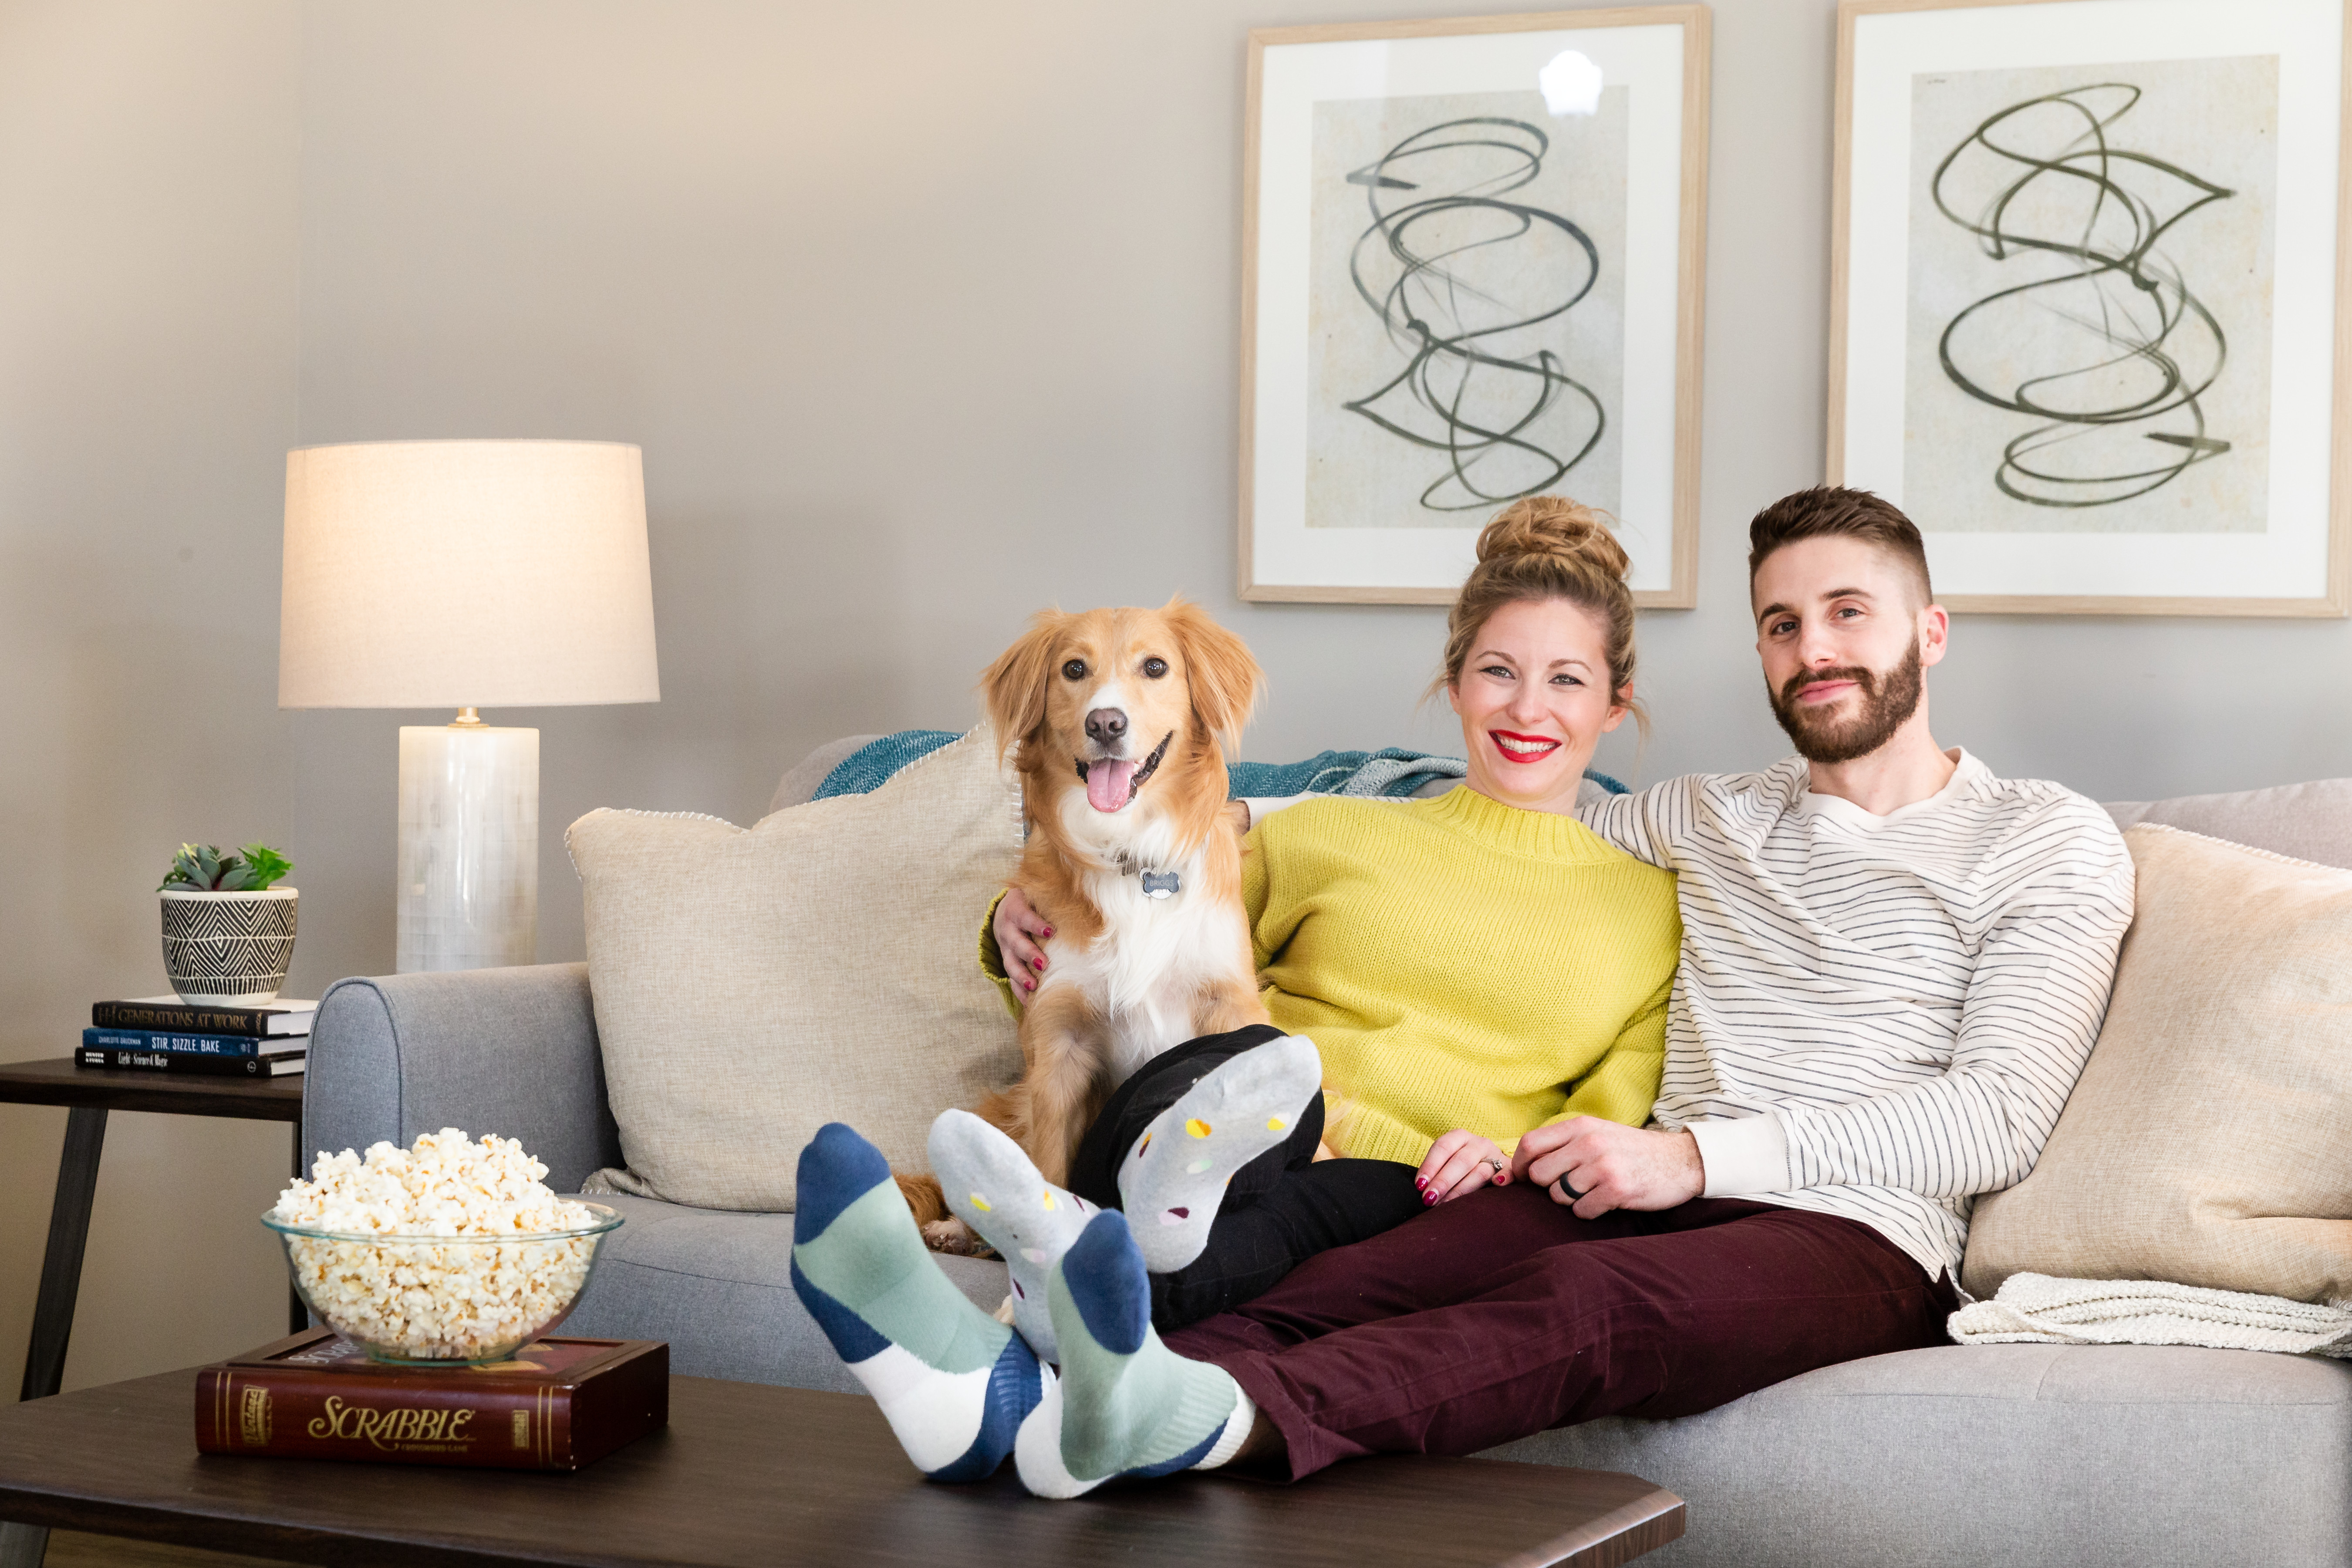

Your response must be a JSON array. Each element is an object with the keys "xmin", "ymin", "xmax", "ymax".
[{"xmin": 1747, "ymin": 486, "xmax": 1933, "ymax": 606}]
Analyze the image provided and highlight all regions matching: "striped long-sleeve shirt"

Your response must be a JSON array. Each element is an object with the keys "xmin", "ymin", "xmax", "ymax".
[{"xmin": 1579, "ymin": 750, "xmax": 2135, "ymax": 1281}]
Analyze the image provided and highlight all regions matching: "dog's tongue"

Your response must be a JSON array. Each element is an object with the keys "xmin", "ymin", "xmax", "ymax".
[{"xmin": 1086, "ymin": 759, "xmax": 1138, "ymax": 813}]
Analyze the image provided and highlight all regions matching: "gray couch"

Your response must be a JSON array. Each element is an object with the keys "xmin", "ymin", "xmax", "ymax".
[{"xmin": 303, "ymin": 754, "xmax": 2352, "ymax": 1567}]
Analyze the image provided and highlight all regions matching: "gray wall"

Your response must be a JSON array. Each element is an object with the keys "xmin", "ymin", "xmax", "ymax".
[
  {"xmin": 0, "ymin": 0, "xmax": 304, "ymax": 1397},
  {"xmin": 7, "ymin": 0, "xmax": 2351, "ymax": 1396}
]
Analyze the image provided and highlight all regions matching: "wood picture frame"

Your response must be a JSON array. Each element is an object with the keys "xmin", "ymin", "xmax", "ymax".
[
  {"xmin": 1828, "ymin": 0, "xmax": 2352, "ymax": 615},
  {"xmin": 1237, "ymin": 7, "xmax": 1711, "ymax": 607}
]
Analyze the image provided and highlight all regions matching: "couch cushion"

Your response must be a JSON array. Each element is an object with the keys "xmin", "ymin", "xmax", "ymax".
[
  {"xmin": 568, "ymin": 725, "xmax": 1023, "ymax": 1211},
  {"xmin": 557, "ymin": 1191, "xmax": 1010, "ymax": 1389},
  {"xmin": 1962, "ymin": 824, "xmax": 2352, "ymax": 1302},
  {"xmin": 2103, "ymin": 776, "xmax": 2352, "ymax": 870},
  {"xmin": 1490, "ymin": 1343, "xmax": 2352, "ymax": 1567}
]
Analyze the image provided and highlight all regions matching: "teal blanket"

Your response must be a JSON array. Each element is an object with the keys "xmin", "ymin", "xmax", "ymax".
[{"xmin": 813, "ymin": 731, "xmax": 1625, "ymax": 801}]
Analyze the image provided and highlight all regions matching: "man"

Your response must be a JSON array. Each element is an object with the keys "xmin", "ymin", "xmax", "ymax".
[{"xmin": 789, "ymin": 486, "xmax": 2136, "ymax": 1495}]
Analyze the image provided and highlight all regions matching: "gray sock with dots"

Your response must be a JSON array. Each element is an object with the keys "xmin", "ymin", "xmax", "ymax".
[
  {"xmin": 1117, "ymin": 1034, "xmax": 1323, "ymax": 1274},
  {"xmin": 929, "ymin": 1109, "xmax": 1097, "ymax": 1363}
]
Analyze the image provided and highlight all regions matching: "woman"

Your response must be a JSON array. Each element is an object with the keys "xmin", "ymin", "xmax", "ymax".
[
  {"xmin": 786, "ymin": 496, "xmax": 1686, "ymax": 1489},
  {"xmin": 972, "ymin": 495, "xmax": 1677, "ymax": 1332}
]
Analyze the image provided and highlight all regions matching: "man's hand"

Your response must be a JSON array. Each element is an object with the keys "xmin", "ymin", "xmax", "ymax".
[
  {"xmin": 1511, "ymin": 1117, "xmax": 1704, "ymax": 1218},
  {"xmin": 993, "ymin": 887, "xmax": 1053, "ymax": 998}
]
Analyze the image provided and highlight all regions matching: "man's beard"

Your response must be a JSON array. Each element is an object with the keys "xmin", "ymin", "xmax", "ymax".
[{"xmin": 1768, "ymin": 637, "xmax": 1924, "ymax": 765}]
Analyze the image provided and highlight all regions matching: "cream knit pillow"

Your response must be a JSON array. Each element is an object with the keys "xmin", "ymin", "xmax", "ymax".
[
  {"xmin": 567, "ymin": 726, "xmax": 1022, "ymax": 1211},
  {"xmin": 1962, "ymin": 823, "xmax": 2352, "ymax": 1303}
]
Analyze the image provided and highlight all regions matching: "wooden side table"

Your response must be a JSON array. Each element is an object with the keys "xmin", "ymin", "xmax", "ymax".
[
  {"xmin": 1, "ymin": 1059, "xmax": 305, "ymax": 1568},
  {"xmin": 2, "ymin": 1057, "xmax": 305, "ymax": 1404}
]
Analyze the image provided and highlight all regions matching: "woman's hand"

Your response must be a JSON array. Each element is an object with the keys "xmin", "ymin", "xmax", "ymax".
[
  {"xmin": 1416, "ymin": 1130, "xmax": 1511, "ymax": 1206},
  {"xmin": 1512, "ymin": 1117, "xmax": 1704, "ymax": 1218},
  {"xmin": 994, "ymin": 887, "xmax": 1054, "ymax": 998}
]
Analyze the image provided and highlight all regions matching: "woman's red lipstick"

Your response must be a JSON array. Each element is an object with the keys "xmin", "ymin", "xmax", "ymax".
[{"xmin": 1489, "ymin": 729, "xmax": 1563, "ymax": 764}]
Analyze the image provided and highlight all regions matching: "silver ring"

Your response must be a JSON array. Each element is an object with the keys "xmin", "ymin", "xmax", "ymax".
[{"xmin": 1485, "ymin": 1157, "xmax": 1505, "ymax": 1175}]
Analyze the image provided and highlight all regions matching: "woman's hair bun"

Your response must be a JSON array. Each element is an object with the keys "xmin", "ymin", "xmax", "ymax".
[
  {"xmin": 1433, "ymin": 492, "xmax": 1646, "ymax": 733},
  {"xmin": 1472, "ymin": 495, "xmax": 1630, "ymax": 581}
]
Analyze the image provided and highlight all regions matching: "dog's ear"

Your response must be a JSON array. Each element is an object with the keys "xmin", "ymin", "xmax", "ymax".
[
  {"xmin": 979, "ymin": 610, "xmax": 1065, "ymax": 763},
  {"xmin": 1163, "ymin": 597, "xmax": 1264, "ymax": 753}
]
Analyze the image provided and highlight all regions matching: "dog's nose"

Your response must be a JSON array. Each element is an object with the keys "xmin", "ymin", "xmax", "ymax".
[{"xmin": 1085, "ymin": 707, "xmax": 1128, "ymax": 746}]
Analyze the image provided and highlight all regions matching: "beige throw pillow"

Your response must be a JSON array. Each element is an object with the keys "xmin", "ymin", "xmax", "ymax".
[
  {"xmin": 1963, "ymin": 823, "xmax": 2352, "ymax": 1303},
  {"xmin": 567, "ymin": 727, "xmax": 1023, "ymax": 1211}
]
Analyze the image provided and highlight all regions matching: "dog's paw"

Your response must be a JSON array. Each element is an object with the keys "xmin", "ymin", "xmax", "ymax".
[{"xmin": 921, "ymin": 1218, "xmax": 998, "ymax": 1258}]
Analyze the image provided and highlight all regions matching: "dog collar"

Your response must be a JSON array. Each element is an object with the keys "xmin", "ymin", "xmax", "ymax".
[{"xmin": 1110, "ymin": 851, "xmax": 1181, "ymax": 899}]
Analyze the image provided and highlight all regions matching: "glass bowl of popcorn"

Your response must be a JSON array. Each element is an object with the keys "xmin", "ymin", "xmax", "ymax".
[{"xmin": 263, "ymin": 1129, "xmax": 624, "ymax": 1366}]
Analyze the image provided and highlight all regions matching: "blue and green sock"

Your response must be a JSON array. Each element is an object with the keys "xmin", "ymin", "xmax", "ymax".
[
  {"xmin": 1014, "ymin": 1209, "xmax": 1256, "ymax": 1499},
  {"xmin": 789, "ymin": 1122, "xmax": 1040, "ymax": 1482}
]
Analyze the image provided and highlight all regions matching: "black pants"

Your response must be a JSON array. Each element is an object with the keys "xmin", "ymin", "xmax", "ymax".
[{"xmin": 1066, "ymin": 1025, "xmax": 1426, "ymax": 1331}]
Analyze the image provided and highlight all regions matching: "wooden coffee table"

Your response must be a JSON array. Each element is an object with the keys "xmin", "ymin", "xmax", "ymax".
[{"xmin": 0, "ymin": 1365, "xmax": 1683, "ymax": 1568}]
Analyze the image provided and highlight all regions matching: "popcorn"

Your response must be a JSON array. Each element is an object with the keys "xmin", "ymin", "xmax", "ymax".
[{"xmin": 270, "ymin": 1130, "xmax": 607, "ymax": 1362}]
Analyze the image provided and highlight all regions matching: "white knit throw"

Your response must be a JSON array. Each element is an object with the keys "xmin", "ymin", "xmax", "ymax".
[{"xmin": 1950, "ymin": 1272, "xmax": 2352, "ymax": 1358}]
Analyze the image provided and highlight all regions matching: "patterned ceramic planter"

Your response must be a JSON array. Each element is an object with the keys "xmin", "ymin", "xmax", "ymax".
[{"xmin": 160, "ymin": 888, "xmax": 299, "ymax": 1006}]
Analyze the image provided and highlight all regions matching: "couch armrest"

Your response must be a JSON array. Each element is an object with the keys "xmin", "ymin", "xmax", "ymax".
[{"xmin": 302, "ymin": 963, "xmax": 625, "ymax": 1193}]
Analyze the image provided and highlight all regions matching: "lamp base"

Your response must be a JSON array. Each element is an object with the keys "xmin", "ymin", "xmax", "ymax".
[{"xmin": 397, "ymin": 724, "xmax": 538, "ymax": 972}]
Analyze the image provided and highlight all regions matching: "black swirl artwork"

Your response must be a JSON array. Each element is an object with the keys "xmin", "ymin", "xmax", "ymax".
[
  {"xmin": 1344, "ymin": 117, "xmax": 1605, "ymax": 513},
  {"xmin": 1931, "ymin": 84, "xmax": 2236, "ymax": 509}
]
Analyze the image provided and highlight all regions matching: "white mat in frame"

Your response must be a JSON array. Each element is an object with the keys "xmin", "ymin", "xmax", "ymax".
[
  {"xmin": 1829, "ymin": 0, "xmax": 2352, "ymax": 614},
  {"xmin": 1239, "ymin": 8, "xmax": 1710, "ymax": 607}
]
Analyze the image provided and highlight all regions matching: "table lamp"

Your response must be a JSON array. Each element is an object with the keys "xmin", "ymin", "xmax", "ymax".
[{"xmin": 277, "ymin": 439, "xmax": 659, "ymax": 972}]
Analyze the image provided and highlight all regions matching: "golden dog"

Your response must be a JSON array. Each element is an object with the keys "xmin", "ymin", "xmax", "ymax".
[{"xmin": 898, "ymin": 598, "xmax": 1269, "ymax": 1236}]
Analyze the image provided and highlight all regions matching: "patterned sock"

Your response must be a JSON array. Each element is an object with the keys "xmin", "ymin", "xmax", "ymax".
[
  {"xmin": 789, "ymin": 1122, "xmax": 1041, "ymax": 1482},
  {"xmin": 1013, "ymin": 1210, "xmax": 1255, "ymax": 1499},
  {"xmin": 928, "ymin": 1109, "xmax": 1097, "ymax": 1363},
  {"xmin": 1118, "ymin": 1033, "xmax": 1323, "ymax": 1273}
]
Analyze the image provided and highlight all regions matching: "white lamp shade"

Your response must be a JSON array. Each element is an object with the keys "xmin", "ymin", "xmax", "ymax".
[{"xmin": 278, "ymin": 439, "xmax": 660, "ymax": 709}]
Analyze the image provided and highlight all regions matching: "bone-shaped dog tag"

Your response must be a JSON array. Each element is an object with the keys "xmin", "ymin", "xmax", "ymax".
[{"xmin": 1141, "ymin": 871, "xmax": 1180, "ymax": 900}]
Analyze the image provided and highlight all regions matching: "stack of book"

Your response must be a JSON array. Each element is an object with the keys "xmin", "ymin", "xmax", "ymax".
[{"xmin": 79, "ymin": 995, "xmax": 314, "ymax": 1077}]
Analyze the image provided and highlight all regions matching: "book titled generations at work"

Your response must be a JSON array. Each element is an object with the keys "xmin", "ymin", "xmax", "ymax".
[
  {"xmin": 196, "ymin": 1330, "xmax": 670, "ymax": 1470},
  {"xmin": 91, "ymin": 996, "xmax": 317, "ymax": 1038}
]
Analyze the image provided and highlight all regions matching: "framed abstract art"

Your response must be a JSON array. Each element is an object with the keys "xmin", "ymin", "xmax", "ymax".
[
  {"xmin": 1829, "ymin": 0, "xmax": 2352, "ymax": 614},
  {"xmin": 1237, "ymin": 8, "xmax": 1711, "ymax": 605}
]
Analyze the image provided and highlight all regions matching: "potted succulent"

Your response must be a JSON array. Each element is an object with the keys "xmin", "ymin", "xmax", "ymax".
[{"xmin": 158, "ymin": 843, "xmax": 298, "ymax": 1005}]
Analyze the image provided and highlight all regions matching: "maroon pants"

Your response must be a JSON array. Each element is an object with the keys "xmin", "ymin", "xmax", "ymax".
[{"xmin": 1164, "ymin": 1181, "xmax": 1957, "ymax": 1479}]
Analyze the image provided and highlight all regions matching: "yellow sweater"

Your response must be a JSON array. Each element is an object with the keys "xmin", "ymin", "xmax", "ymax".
[{"xmin": 989, "ymin": 786, "xmax": 1682, "ymax": 1169}]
